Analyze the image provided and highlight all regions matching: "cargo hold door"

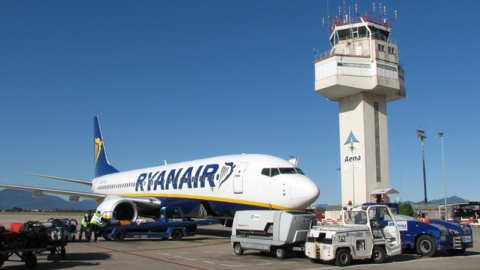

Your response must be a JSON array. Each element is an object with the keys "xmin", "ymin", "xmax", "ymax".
[{"xmin": 233, "ymin": 163, "xmax": 248, "ymax": 194}]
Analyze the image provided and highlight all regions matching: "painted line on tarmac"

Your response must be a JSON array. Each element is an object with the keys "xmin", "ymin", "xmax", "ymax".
[{"xmin": 80, "ymin": 242, "xmax": 210, "ymax": 270}]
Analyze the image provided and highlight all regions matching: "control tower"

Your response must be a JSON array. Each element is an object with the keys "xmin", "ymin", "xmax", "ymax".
[{"xmin": 314, "ymin": 6, "xmax": 405, "ymax": 204}]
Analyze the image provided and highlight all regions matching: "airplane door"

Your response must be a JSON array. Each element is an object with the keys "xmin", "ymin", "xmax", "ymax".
[{"xmin": 233, "ymin": 163, "xmax": 248, "ymax": 194}]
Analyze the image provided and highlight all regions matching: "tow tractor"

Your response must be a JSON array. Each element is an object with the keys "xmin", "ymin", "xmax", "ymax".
[
  {"xmin": 101, "ymin": 206, "xmax": 209, "ymax": 241},
  {"xmin": 365, "ymin": 203, "xmax": 473, "ymax": 257},
  {"xmin": 305, "ymin": 204, "xmax": 401, "ymax": 267}
]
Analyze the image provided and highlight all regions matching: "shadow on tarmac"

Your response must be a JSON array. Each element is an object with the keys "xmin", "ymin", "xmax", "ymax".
[{"xmin": 2, "ymin": 252, "xmax": 111, "ymax": 269}]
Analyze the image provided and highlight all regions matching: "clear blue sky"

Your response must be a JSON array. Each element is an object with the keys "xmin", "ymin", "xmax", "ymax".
[{"xmin": 1, "ymin": 0, "xmax": 479, "ymax": 205}]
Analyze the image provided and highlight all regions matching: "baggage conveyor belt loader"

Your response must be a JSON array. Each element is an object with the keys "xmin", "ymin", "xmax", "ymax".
[{"xmin": 231, "ymin": 210, "xmax": 317, "ymax": 259}]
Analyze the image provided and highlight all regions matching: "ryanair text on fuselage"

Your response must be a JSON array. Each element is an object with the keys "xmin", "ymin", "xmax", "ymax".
[{"xmin": 135, "ymin": 162, "xmax": 236, "ymax": 191}]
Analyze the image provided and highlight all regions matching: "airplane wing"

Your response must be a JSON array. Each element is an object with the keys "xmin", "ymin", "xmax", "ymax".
[
  {"xmin": 0, "ymin": 184, "xmax": 104, "ymax": 201},
  {"xmin": 26, "ymin": 173, "xmax": 92, "ymax": 186},
  {"xmin": 0, "ymin": 184, "xmax": 160, "ymax": 211}
]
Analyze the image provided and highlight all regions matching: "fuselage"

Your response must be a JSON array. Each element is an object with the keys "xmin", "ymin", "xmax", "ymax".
[{"xmin": 92, "ymin": 154, "xmax": 319, "ymax": 217}]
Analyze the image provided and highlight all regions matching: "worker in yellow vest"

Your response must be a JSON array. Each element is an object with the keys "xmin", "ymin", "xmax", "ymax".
[
  {"xmin": 79, "ymin": 210, "xmax": 92, "ymax": 241},
  {"xmin": 89, "ymin": 211, "xmax": 104, "ymax": 242}
]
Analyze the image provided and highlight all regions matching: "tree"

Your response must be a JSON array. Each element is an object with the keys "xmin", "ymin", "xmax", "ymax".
[{"xmin": 399, "ymin": 202, "xmax": 413, "ymax": 216}]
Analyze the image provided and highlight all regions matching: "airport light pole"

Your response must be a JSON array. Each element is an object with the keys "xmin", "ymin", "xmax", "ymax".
[
  {"xmin": 438, "ymin": 132, "xmax": 448, "ymax": 220},
  {"xmin": 416, "ymin": 130, "xmax": 428, "ymax": 205}
]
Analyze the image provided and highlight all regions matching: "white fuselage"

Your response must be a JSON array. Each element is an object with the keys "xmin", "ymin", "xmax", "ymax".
[{"xmin": 91, "ymin": 154, "xmax": 319, "ymax": 217}]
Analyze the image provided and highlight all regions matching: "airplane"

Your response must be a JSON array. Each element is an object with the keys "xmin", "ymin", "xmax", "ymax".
[{"xmin": 0, "ymin": 116, "xmax": 320, "ymax": 223}]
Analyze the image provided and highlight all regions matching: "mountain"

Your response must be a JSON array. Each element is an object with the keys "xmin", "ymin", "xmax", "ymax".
[
  {"xmin": 0, "ymin": 189, "xmax": 97, "ymax": 210},
  {"xmin": 414, "ymin": 196, "xmax": 467, "ymax": 204}
]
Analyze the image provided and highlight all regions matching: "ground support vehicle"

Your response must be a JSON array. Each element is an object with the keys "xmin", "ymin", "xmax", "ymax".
[
  {"xmin": 101, "ymin": 206, "xmax": 199, "ymax": 241},
  {"xmin": 395, "ymin": 217, "xmax": 473, "ymax": 257},
  {"xmin": 305, "ymin": 205, "xmax": 401, "ymax": 267},
  {"xmin": 231, "ymin": 210, "xmax": 317, "ymax": 259},
  {"xmin": 1, "ymin": 221, "xmax": 70, "ymax": 269},
  {"xmin": 366, "ymin": 203, "xmax": 474, "ymax": 257}
]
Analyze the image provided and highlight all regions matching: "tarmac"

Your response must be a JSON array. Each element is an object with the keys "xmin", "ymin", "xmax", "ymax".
[{"xmin": 1, "ymin": 213, "xmax": 479, "ymax": 269}]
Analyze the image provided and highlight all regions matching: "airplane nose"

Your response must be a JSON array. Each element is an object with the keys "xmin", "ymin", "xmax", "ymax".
[{"xmin": 290, "ymin": 175, "xmax": 320, "ymax": 209}]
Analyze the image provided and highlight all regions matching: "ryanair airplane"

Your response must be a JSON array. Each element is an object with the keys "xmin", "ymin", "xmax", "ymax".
[{"xmin": 0, "ymin": 116, "xmax": 320, "ymax": 223}]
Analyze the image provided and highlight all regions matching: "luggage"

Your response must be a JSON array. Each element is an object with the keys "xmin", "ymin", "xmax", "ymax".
[
  {"xmin": 10, "ymin": 223, "xmax": 23, "ymax": 232},
  {"xmin": 120, "ymin": 220, "xmax": 131, "ymax": 226}
]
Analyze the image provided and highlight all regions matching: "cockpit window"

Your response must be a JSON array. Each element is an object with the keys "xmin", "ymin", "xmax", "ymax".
[
  {"xmin": 279, "ymin": 168, "xmax": 296, "ymax": 174},
  {"xmin": 261, "ymin": 167, "xmax": 305, "ymax": 177}
]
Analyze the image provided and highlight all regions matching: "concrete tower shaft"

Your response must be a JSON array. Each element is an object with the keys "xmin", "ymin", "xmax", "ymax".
[{"xmin": 315, "ymin": 13, "xmax": 404, "ymax": 204}]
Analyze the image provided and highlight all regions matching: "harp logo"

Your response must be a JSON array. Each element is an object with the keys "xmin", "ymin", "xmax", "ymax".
[{"xmin": 95, "ymin": 138, "xmax": 103, "ymax": 166}]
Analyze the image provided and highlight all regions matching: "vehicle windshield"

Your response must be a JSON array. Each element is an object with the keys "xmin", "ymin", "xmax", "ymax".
[{"xmin": 344, "ymin": 209, "xmax": 368, "ymax": 225}]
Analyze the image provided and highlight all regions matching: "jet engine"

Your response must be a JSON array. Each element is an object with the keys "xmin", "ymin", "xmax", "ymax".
[{"xmin": 96, "ymin": 195, "xmax": 138, "ymax": 221}]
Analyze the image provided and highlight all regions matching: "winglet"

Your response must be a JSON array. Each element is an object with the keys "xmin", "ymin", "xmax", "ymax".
[{"xmin": 94, "ymin": 116, "xmax": 119, "ymax": 177}]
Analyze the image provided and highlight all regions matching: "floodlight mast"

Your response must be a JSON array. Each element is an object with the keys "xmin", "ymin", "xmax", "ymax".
[
  {"xmin": 438, "ymin": 132, "xmax": 448, "ymax": 220},
  {"xmin": 417, "ymin": 129, "xmax": 428, "ymax": 205}
]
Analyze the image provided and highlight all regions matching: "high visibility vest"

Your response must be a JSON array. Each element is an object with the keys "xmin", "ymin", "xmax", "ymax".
[
  {"xmin": 91, "ymin": 213, "xmax": 103, "ymax": 227},
  {"xmin": 81, "ymin": 214, "xmax": 90, "ymax": 227}
]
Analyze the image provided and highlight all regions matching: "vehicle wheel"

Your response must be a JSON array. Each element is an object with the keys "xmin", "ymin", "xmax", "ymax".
[
  {"xmin": 447, "ymin": 248, "xmax": 465, "ymax": 256},
  {"xmin": 61, "ymin": 246, "xmax": 67, "ymax": 260},
  {"xmin": 416, "ymin": 235, "xmax": 436, "ymax": 257},
  {"xmin": 234, "ymin": 243, "xmax": 244, "ymax": 255},
  {"xmin": 113, "ymin": 230, "xmax": 126, "ymax": 241},
  {"xmin": 103, "ymin": 233, "xmax": 112, "ymax": 241},
  {"xmin": 25, "ymin": 252, "xmax": 37, "ymax": 269},
  {"xmin": 276, "ymin": 248, "xmax": 286, "ymax": 259},
  {"xmin": 335, "ymin": 249, "xmax": 352, "ymax": 267},
  {"xmin": 371, "ymin": 246, "xmax": 386, "ymax": 264},
  {"xmin": 171, "ymin": 230, "xmax": 183, "ymax": 241}
]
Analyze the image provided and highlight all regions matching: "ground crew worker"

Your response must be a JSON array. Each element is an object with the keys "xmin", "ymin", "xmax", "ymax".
[
  {"xmin": 79, "ymin": 210, "xmax": 93, "ymax": 241},
  {"xmin": 89, "ymin": 211, "xmax": 104, "ymax": 242}
]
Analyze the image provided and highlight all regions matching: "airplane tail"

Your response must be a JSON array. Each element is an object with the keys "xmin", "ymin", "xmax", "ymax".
[{"xmin": 94, "ymin": 116, "xmax": 119, "ymax": 177}]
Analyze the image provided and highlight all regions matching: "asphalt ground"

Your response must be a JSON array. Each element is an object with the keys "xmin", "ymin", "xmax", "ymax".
[{"xmin": 1, "ymin": 213, "xmax": 479, "ymax": 269}]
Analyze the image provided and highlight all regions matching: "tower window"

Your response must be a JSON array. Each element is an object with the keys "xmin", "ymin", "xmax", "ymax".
[
  {"xmin": 388, "ymin": 47, "xmax": 395, "ymax": 54},
  {"xmin": 377, "ymin": 44, "xmax": 385, "ymax": 52}
]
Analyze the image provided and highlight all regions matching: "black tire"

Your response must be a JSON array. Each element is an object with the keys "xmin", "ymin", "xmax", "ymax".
[
  {"xmin": 234, "ymin": 243, "xmax": 244, "ymax": 255},
  {"xmin": 103, "ymin": 233, "xmax": 112, "ymax": 241},
  {"xmin": 276, "ymin": 248, "xmax": 286, "ymax": 259},
  {"xmin": 25, "ymin": 252, "xmax": 37, "ymax": 269},
  {"xmin": 61, "ymin": 246, "xmax": 66, "ymax": 260},
  {"xmin": 447, "ymin": 248, "xmax": 465, "ymax": 256},
  {"xmin": 113, "ymin": 230, "xmax": 126, "ymax": 241},
  {"xmin": 171, "ymin": 230, "xmax": 183, "ymax": 241},
  {"xmin": 371, "ymin": 246, "xmax": 386, "ymax": 264},
  {"xmin": 335, "ymin": 249, "xmax": 352, "ymax": 267},
  {"xmin": 416, "ymin": 235, "xmax": 436, "ymax": 257}
]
